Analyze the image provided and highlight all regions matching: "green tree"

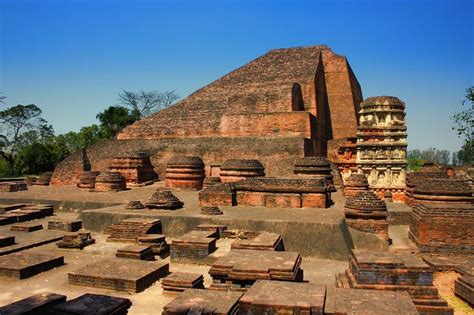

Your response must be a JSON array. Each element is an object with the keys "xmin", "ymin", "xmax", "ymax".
[
  {"xmin": 452, "ymin": 87, "xmax": 473, "ymax": 142},
  {"xmin": 451, "ymin": 87, "xmax": 474, "ymax": 165},
  {"xmin": 0, "ymin": 104, "xmax": 52, "ymax": 175},
  {"xmin": 96, "ymin": 106, "xmax": 137, "ymax": 138}
]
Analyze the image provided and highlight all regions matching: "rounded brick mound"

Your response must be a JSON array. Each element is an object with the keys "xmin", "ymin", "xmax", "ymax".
[
  {"xmin": 126, "ymin": 200, "xmax": 145, "ymax": 210},
  {"xmin": 165, "ymin": 156, "xmax": 205, "ymax": 190},
  {"xmin": 145, "ymin": 190, "xmax": 184, "ymax": 210},
  {"xmin": 77, "ymin": 171, "xmax": 100, "ymax": 189},
  {"xmin": 344, "ymin": 174, "xmax": 369, "ymax": 197},
  {"xmin": 411, "ymin": 178, "xmax": 473, "ymax": 205},
  {"xmin": 34, "ymin": 172, "xmax": 53, "ymax": 186},
  {"xmin": 344, "ymin": 191, "xmax": 388, "ymax": 240},
  {"xmin": 293, "ymin": 156, "xmax": 335, "ymax": 191},
  {"xmin": 201, "ymin": 206, "xmax": 224, "ymax": 215},
  {"xmin": 405, "ymin": 167, "xmax": 448, "ymax": 205},
  {"xmin": 95, "ymin": 171, "xmax": 126, "ymax": 192},
  {"xmin": 202, "ymin": 176, "xmax": 221, "ymax": 190},
  {"xmin": 220, "ymin": 159, "xmax": 265, "ymax": 183}
]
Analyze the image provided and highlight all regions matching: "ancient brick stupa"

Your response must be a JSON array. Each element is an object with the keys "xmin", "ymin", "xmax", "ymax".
[
  {"xmin": 344, "ymin": 191, "xmax": 389, "ymax": 241},
  {"xmin": 293, "ymin": 156, "xmax": 335, "ymax": 191},
  {"xmin": 145, "ymin": 190, "xmax": 184, "ymax": 210},
  {"xmin": 108, "ymin": 152, "xmax": 158, "ymax": 186},
  {"xmin": 356, "ymin": 96, "xmax": 407, "ymax": 202},
  {"xmin": 51, "ymin": 45, "xmax": 364, "ymax": 184},
  {"xmin": 165, "ymin": 156, "xmax": 205, "ymax": 190},
  {"xmin": 343, "ymin": 174, "xmax": 369, "ymax": 197},
  {"xmin": 219, "ymin": 159, "xmax": 265, "ymax": 183}
]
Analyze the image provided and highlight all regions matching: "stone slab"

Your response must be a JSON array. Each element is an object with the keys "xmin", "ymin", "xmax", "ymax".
[
  {"xmin": 0, "ymin": 252, "xmax": 64, "ymax": 279},
  {"xmin": 163, "ymin": 289, "xmax": 242, "ymax": 314},
  {"xmin": 68, "ymin": 258, "xmax": 169, "ymax": 293}
]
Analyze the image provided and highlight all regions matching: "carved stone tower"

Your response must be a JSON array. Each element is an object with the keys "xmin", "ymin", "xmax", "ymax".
[{"xmin": 356, "ymin": 96, "xmax": 407, "ymax": 202}]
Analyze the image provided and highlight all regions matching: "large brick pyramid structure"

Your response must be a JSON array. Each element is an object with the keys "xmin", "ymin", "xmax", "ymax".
[{"xmin": 52, "ymin": 45, "xmax": 362, "ymax": 185}]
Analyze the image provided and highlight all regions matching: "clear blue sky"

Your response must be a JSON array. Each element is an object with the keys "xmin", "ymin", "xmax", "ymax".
[{"xmin": 0, "ymin": 0, "xmax": 472, "ymax": 152}]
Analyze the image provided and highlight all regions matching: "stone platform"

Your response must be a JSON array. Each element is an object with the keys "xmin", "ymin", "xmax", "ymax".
[
  {"xmin": 116, "ymin": 245, "xmax": 155, "ymax": 260},
  {"xmin": 0, "ymin": 251, "xmax": 64, "ymax": 279},
  {"xmin": 209, "ymin": 249, "xmax": 303, "ymax": 290},
  {"xmin": 338, "ymin": 249, "xmax": 453, "ymax": 315},
  {"xmin": 0, "ymin": 292, "xmax": 66, "ymax": 314},
  {"xmin": 50, "ymin": 293, "xmax": 132, "ymax": 315},
  {"xmin": 170, "ymin": 230, "xmax": 217, "ymax": 263},
  {"xmin": 163, "ymin": 289, "xmax": 242, "ymax": 314},
  {"xmin": 239, "ymin": 280, "xmax": 325, "ymax": 313},
  {"xmin": 455, "ymin": 275, "xmax": 473, "ymax": 306},
  {"xmin": 230, "ymin": 232, "xmax": 284, "ymax": 251},
  {"xmin": 0, "ymin": 185, "xmax": 408, "ymax": 259},
  {"xmin": 68, "ymin": 258, "xmax": 169, "ymax": 293},
  {"xmin": 161, "ymin": 272, "xmax": 205, "ymax": 292},
  {"xmin": 324, "ymin": 288, "xmax": 419, "ymax": 315}
]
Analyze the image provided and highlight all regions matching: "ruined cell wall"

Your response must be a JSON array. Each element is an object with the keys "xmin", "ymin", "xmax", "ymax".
[{"xmin": 51, "ymin": 137, "xmax": 310, "ymax": 186}]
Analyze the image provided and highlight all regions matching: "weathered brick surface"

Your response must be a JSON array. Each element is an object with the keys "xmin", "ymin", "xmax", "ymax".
[
  {"xmin": 108, "ymin": 152, "xmax": 158, "ymax": 186},
  {"xmin": 52, "ymin": 46, "xmax": 362, "ymax": 185},
  {"xmin": 0, "ymin": 252, "xmax": 64, "ymax": 279},
  {"xmin": 76, "ymin": 171, "xmax": 99, "ymax": 189},
  {"xmin": 68, "ymin": 258, "xmax": 169, "ymax": 293},
  {"xmin": 231, "ymin": 232, "xmax": 284, "ymax": 251},
  {"xmin": 0, "ymin": 292, "xmax": 66, "ymax": 314},
  {"xmin": 324, "ymin": 288, "xmax": 419, "ymax": 315},
  {"xmin": 165, "ymin": 156, "xmax": 205, "ymax": 190},
  {"xmin": 48, "ymin": 219, "xmax": 82, "ymax": 232},
  {"xmin": 170, "ymin": 230, "xmax": 217, "ymax": 263},
  {"xmin": 220, "ymin": 159, "xmax": 265, "ymax": 183},
  {"xmin": 0, "ymin": 235, "xmax": 15, "ymax": 247},
  {"xmin": 455, "ymin": 275, "xmax": 473, "ymax": 306},
  {"xmin": 163, "ymin": 289, "xmax": 242, "ymax": 314},
  {"xmin": 145, "ymin": 189, "xmax": 184, "ymax": 210},
  {"xmin": 161, "ymin": 272, "xmax": 204, "ymax": 292},
  {"xmin": 340, "ymin": 249, "xmax": 453, "ymax": 315},
  {"xmin": 409, "ymin": 203, "xmax": 474, "ymax": 254},
  {"xmin": 105, "ymin": 218, "xmax": 162, "ymax": 243},
  {"xmin": 50, "ymin": 293, "xmax": 132, "ymax": 315},
  {"xmin": 209, "ymin": 250, "xmax": 303, "ymax": 290},
  {"xmin": 344, "ymin": 191, "xmax": 389, "ymax": 241},
  {"xmin": 239, "ymin": 280, "xmax": 325, "ymax": 314},
  {"xmin": 116, "ymin": 245, "xmax": 155, "ymax": 260},
  {"xmin": 57, "ymin": 232, "xmax": 95, "ymax": 249},
  {"xmin": 94, "ymin": 171, "xmax": 126, "ymax": 192},
  {"xmin": 343, "ymin": 173, "xmax": 369, "ymax": 197}
]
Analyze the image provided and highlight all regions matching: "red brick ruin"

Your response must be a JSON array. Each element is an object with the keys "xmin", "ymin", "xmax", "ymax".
[{"xmin": 51, "ymin": 46, "xmax": 363, "ymax": 185}]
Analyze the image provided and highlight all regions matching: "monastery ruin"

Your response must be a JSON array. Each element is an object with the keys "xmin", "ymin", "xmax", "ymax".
[{"xmin": 0, "ymin": 45, "xmax": 472, "ymax": 314}]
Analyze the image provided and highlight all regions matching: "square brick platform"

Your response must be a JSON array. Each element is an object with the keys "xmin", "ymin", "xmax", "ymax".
[
  {"xmin": 48, "ymin": 219, "xmax": 82, "ymax": 232},
  {"xmin": 163, "ymin": 289, "xmax": 242, "ymax": 314},
  {"xmin": 50, "ymin": 293, "xmax": 132, "ymax": 315},
  {"xmin": 209, "ymin": 249, "xmax": 303, "ymax": 291},
  {"xmin": 68, "ymin": 258, "xmax": 169, "ymax": 293},
  {"xmin": 239, "ymin": 280, "xmax": 325, "ymax": 313},
  {"xmin": 324, "ymin": 288, "xmax": 419, "ymax": 315},
  {"xmin": 231, "ymin": 232, "xmax": 284, "ymax": 251},
  {"xmin": 0, "ymin": 292, "xmax": 66, "ymax": 314},
  {"xmin": 10, "ymin": 223, "xmax": 44, "ymax": 232},
  {"xmin": 161, "ymin": 272, "xmax": 205, "ymax": 292},
  {"xmin": 0, "ymin": 252, "xmax": 64, "ymax": 279},
  {"xmin": 116, "ymin": 245, "xmax": 155, "ymax": 260},
  {"xmin": 170, "ymin": 230, "xmax": 217, "ymax": 263}
]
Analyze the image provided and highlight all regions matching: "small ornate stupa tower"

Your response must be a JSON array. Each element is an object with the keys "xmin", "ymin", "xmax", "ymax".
[{"xmin": 356, "ymin": 96, "xmax": 407, "ymax": 202}]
